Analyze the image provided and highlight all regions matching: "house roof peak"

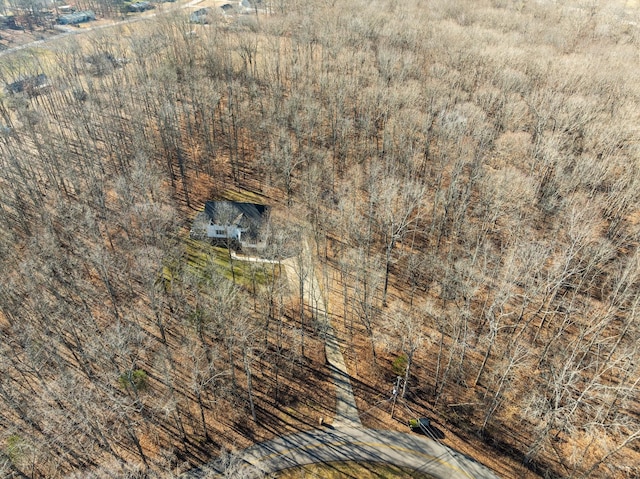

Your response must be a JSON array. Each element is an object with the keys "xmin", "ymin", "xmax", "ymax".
[{"xmin": 204, "ymin": 201, "xmax": 268, "ymax": 224}]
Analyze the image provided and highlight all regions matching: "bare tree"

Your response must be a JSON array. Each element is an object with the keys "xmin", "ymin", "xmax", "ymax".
[
  {"xmin": 373, "ymin": 174, "xmax": 425, "ymax": 306},
  {"xmin": 384, "ymin": 305, "xmax": 428, "ymax": 398}
]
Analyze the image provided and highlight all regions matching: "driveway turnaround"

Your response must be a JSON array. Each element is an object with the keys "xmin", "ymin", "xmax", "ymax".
[
  {"xmin": 183, "ymin": 426, "xmax": 502, "ymax": 479},
  {"xmin": 185, "ymin": 240, "xmax": 501, "ymax": 479}
]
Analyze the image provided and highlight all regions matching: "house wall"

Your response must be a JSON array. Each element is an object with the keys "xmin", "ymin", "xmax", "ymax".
[
  {"xmin": 241, "ymin": 240, "xmax": 267, "ymax": 251},
  {"xmin": 206, "ymin": 223, "xmax": 242, "ymax": 241}
]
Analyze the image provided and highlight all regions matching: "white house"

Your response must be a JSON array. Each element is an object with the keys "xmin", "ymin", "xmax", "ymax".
[{"xmin": 191, "ymin": 201, "xmax": 270, "ymax": 250}]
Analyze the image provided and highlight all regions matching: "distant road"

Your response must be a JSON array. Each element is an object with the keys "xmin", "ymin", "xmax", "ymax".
[
  {"xmin": 182, "ymin": 426, "xmax": 503, "ymax": 479},
  {"xmin": 0, "ymin": 0, "xmax": 204, "ymax": 58}
]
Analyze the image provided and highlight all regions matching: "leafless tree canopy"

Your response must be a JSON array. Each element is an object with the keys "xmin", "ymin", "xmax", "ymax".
[{"xmin": 0, "ymin": 0, "xmax": 639, "ymax": 478}]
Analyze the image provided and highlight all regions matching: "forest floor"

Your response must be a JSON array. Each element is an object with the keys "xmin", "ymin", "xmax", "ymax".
[
  {"xmin": 173, "ymin": 161, "xmax": 543, "ymax": 479},
  {"xmin": 309, "ymin": 240, "xmax": 542, "ymax": 479},
  {"xmin": 2, "ymin": 0, "xmax": 639, "ymax": 476}
]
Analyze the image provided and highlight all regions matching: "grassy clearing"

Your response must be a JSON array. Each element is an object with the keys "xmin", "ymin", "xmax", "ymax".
[
  {"xmin": 213, "ymin": 188, "xmax": 266, "ymax": 204},
  {"xmin": 276, "ymin": 462, "xmax": 435, "ymax": 479},
  {"xmin": 182, "ymin": 237, "xmax": 274, "ymax": 288}
]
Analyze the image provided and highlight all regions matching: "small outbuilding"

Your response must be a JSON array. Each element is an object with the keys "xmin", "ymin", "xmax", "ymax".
[
  {"xmin": 57, "ymin": 10, "xmax": 95, "ymax": 25},
  {"xmin": 239, "ymin": 0, "xmax": 263, "ymax": 12},
  {"xmin": 128, "ymin": 2, "xmax": 154, "ymax": 12},
  {"xmin": 57, "ymin": 5, "xmax": 76, "ymax": 14},
  {"xmin": 189, "ymin": 7, "xmax": 211, "ymax": 23}
]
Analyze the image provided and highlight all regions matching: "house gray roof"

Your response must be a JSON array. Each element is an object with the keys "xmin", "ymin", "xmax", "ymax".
[
  {"xmin": 190, "ymin": 7, "xmax": 211, "ymax": 22},
  {"xmin": 205, "ymin": 201, "xmax": 267, "ymax": 224},
  {"xmin": 128, "ymin": 2, "xmax": 153, "ymax": 12},
  {"xmin": 240, "ymin": 0, "xmax": 263, "ymax": 8}
]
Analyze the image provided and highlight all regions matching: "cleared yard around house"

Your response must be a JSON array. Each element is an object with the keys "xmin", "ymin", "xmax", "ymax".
[{"xmin": 179, "ymin": 237, "xmax": 275, "ymax": 286}]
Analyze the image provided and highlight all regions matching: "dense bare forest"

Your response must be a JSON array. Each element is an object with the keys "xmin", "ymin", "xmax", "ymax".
[{"xmin": 1, "ymin": 0, "xmax": 639, "ymax": 478}]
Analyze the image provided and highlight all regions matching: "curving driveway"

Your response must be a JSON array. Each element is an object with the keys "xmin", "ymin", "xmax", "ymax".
[
  {"xmin": 182, "ymin": 426, "xmax": 502, "ymax": 479},
  {"xmin": 2, "ymin": 9, "xmax": 502, "ymax": 479},
  {"xmin": 183, "ymin": 241, "xmax": 502, "ymax": 479}
]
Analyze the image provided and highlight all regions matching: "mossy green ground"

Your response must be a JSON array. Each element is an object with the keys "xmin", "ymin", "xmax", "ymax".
[
  {"xmin": 213, "ymin": 188, "xmax": 266, "ymax": 204},
  {"xmin": 182, "ymin": 238, "xmax": 273, "ymax": 286},
  {"xmin": 159, "ymin": 236, "xmax": 275, "ymax": 293},
  {"xmin": 276, "ymin": 462, "xmax": 435, "ymax": 479}
]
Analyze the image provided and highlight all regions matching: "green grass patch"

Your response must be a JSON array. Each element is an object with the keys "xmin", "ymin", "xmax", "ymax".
[
  {"xmin": 213, "ymin": 188, "xmax": 266, "ymax": 204},
  {"xmin": 184, "ymin": 238, "xmax": 224, "ymax": 272},
  {"xmin": 5, "ymin": 434, "xmax": 26, "ymax": 463},
  {"xmin": 182, "ymin": 237, "xmax": 274, "ymax": 288},
  {"xmin": 392, "ymin": 354, "xmax": 408, "ymax": 376},
  {"xmin": 118, "ymin": 369, "xmax": 149, "ymax": 392},
  {"xmin": 276, "ymin": 462, "xmax": 435, "ymax": 479}
]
